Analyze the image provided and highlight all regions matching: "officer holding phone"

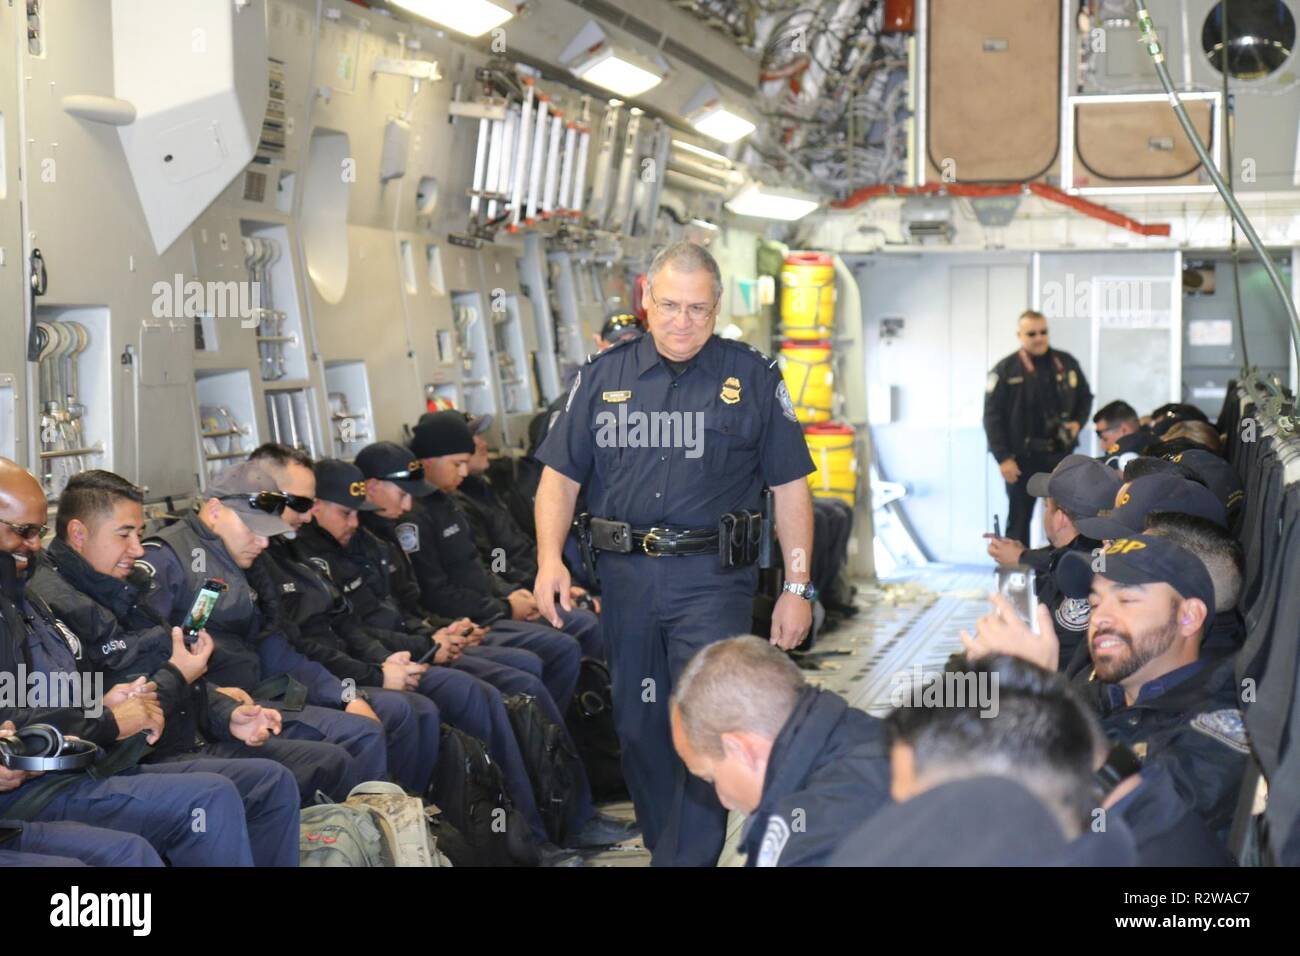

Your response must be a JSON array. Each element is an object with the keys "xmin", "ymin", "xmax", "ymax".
[{"xmin": 532, "ymin": 242, "xmax": 817, "ymax": 866}]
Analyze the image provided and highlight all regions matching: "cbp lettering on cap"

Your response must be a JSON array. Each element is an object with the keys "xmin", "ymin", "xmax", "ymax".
[{"xmin": 310, "ymin": 459, "xmax": 378, "ymax": 548}]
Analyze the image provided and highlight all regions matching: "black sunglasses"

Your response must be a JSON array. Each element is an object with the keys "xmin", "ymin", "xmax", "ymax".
[
  {"xmin": 283, "ymin": 494, "xmax": 314, "ymax": 512},
  {"xmin": 219, "ymin": 492, "xmax": 289, "ymax": 515}
]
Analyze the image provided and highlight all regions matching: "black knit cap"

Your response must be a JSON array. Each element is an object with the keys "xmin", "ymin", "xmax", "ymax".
[{"xmin": 410, "ymin": 409, "xmax": 475, "ymax": 459}]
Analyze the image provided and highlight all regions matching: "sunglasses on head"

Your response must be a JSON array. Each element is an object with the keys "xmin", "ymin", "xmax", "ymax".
[{"xmin": 219, "ymin": 492, "xmax": 290, "ymax": 515}]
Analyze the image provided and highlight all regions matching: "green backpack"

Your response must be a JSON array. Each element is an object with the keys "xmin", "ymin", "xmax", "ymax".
[{"xmin": 300, "ymin": 781, "xmax": 452, "ymax": 867}]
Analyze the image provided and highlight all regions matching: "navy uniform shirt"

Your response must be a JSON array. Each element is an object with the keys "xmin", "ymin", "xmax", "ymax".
[{"xmin": 536, "ymin": 332, "xmax": 815, "ymax": 528}]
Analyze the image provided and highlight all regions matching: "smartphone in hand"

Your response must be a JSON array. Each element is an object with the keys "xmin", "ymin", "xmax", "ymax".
[
  {"xmin": 993, "ymin": 515, "xmax": 1002, "ymax": 539},
  {"xmin": 994, "ymin": 566, "xmax": 1039, "ymax": 634},
  {"xmin": 182, "ymin": 579, "xmax": 228, "ymax": 650}
]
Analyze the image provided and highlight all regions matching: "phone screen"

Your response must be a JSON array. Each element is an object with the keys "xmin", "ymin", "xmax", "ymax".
[
  {"xmin": 183, "ymin": 580, "xmax": 227, "ymax": 647},
  {"xmin": 994, "ymin": 566, "xmax": 1038, "ymax": 634}
]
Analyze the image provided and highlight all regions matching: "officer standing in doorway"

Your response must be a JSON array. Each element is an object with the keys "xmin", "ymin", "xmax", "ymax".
[
  {"xmin": 532, "ymin": 241, "xmax": 817, "ymax": 866},
  {"xmin": 984, "ymin": 310, "xmax": 1092, "ymax": 546}
]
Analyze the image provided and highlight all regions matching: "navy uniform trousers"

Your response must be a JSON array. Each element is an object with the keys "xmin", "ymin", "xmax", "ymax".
[
  {"xmin": 2, "ymin": 820, "xmax": 163, "ymax": 866},
  {"xmin": 599, "ymin": 551, "xmax": 756, "ymax": 866},
  {"xmin": 0, "ymin": 769, "xmax": 255, "ymax": 866}
]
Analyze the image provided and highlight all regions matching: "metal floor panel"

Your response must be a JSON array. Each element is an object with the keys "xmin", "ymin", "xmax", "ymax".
[{"xmin": 583, "ymin": 564, "xmax": 993, "ymax": 867}]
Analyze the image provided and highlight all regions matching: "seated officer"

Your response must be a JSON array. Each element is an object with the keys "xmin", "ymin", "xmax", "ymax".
[
  {"xmin": 1155, "ymin": 447, "xmax": 1245, "ymax": 520},
  {"xmin": 395, "ymin": 412, "xmax": 589, "ymax": 711},
  {"xmin": 1077, "ymin": 474, "xmax": 1227, "ymax": 542},
  {"xmin": 269, "ymin": 449, "xmax": 635, "ymax": 856},
  {"xmin": 1053, "ymin": 535, "xmax": 1247, "ymax": 839},
  {"xmin": 1093, "ymin": 400, "xmax": 1156, "ymax": 471},
  {"xmin": 457, "ymin": 415, "xmax": 603, "ymax": 659},
  {"xmin": 834, "ymin": 655, "xmax": 1134, "ymax": 866},
  {"xmin": 987, "ymin": 455, "xmax": 1119, "ymax": 667},
  {"xmin": 30, "ymin": 470, "xmax": 357, "ymax": 813},
  {"xmin": 221, "ymin": 459, "xmax": 440, "ymax": 799},
  {"xmin": 137, "ymin": 461, "xmax": 389, "ymax": 791},
  {"xmin": 670, "ymin": 636, "xmax": 890, "ymax": 866}
]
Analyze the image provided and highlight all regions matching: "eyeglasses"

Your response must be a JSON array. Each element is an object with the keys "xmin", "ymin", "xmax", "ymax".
[
  {"xmin": 648, "ymin": 289, "xmax": 715, "ymax": 323},
  {"xmin": 219, "ymin": 492, "xmax": 289, "ymax": 515},
  {"xmin": 0, "ymin": 517, "xmax": 48, "ymax": 541},
  {"xmin": 284, "ymin": 495, "xmax": 314, "ymax": 513}
]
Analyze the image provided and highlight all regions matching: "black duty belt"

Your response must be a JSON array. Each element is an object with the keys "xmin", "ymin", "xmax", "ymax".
[
  {"xmin": 630, "ymin": 527, "xmax": 719, "ymax": 557},
  {"xmin": 588, "ymin": 516, "xmax": 720, "ymax": 557}
]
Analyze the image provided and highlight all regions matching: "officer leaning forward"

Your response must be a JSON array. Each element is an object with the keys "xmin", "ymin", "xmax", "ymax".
[
  {"xmin": 532, "ymin": 241, "xmax": 817, "ymax": 867},
  {"xmin": 983, "ymin": 309, "xmax": 1093, "ymax": 546}
]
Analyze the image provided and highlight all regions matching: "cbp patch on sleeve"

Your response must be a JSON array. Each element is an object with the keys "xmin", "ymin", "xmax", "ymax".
[
  {"xmin": 1054, "ymin": 596, "xmax": 1091, "ymax": 632},
  {"xmin": 776, "ymin": 380, "xmax": 798, "ymax": 423},
  {"xmin": 396, "ymin": 522, "xmax": 420, "ymax": 554},
  {"xmin": 565, "ymin": 369, "xmax": 581, "ymax": 414},
  {"xmin": 755, "ymin": 815, "xmax": 791, "ymax": 867},
  {"xmin": 1190, "ymin": 709, "xmax": 1251, "ymax": 754}
]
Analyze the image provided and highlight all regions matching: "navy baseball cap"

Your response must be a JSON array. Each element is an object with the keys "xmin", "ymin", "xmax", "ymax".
[
  {"xmin": 354, "ymin": 441, "xmax": 434, "ymax": 498},
  {"xmin": 1026, "ymin": 454, "xmax": 1122, "ymax": 517},
  {"xmin": 1077, "ymin": 474, "xmax": 1227, "ymax": 540},
  {"xmin": 410, "ymin": 410, "xmax": 475, "ymax": 459},
  {"xmin": 314, "ymin": 459, "xmax": 379, "ymax": 512},
  {"xmin": 1056, "ymin": 533, "xmax": 1216, "ymax": 617},
  {"xmin": 207, "ymin": 461, "xmax": 292, "ymax": 537},
  {"xmin": 1161, "ymin": 448, "xmax": 1244, "ymax": 511}
]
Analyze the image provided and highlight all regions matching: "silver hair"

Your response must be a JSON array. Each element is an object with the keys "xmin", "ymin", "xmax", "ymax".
[
  {"xmin": 646, "ymin": 241, "xmax": 723, "ymax": 304},
  {"xmin": 671, "ymin": 635, "xmax": 805, "ymax": 757}
]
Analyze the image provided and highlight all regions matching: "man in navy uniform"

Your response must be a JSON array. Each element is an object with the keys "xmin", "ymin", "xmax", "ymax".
[
  {"xmin": 533, "ymin": 241, "xmax": 817, "ymax": 866},
  {"xmin": 983, "ymin": 310, "xmax": 1092, "ymax": 546},
  {"xmin": 138, "ymin": 462, "xmax": 389, "ymax": 792}
]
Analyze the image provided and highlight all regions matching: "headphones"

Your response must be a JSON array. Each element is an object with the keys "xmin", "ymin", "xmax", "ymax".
[{"xmin": 0, "ymin": 724, "xmax": 99, "ymax": 772}]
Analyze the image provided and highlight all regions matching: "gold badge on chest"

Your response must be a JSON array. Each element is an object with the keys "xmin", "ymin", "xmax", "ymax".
[
  {"xmin": 602, "ymin": 390, "xmax": 631, "ymax": 403},
  {"xmin": 720, "ymin": 376, "xmax": 742, "ymax": 405}
]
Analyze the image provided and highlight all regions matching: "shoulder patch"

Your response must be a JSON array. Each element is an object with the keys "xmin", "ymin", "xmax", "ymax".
[
  {"xmin": 1054, "ymin": 596, "xmax": 1091, "ymax": 632},
  {"xmin": 134, "ymin": 559, "xmax": 156, "ymax": 578},
  {"xmin": 1190, "ymin": 709, "xmax": 1251, "ymax": 754},
  {"xmin": 396, "ymin": 522, "xmax": 420, "ymax": 554},
  {"xmin": 53, "ymin": 619, "xmax": 83, "ymax": 660},
  {"xmin": 776, "ymin": 380, "xmax": 798, "ymax": 423},
  {"xmin": 307, "ymin": 556, "xmax": 332, "ymax": 579},
  {"xmin": 755, "ymin": 815, "xmax": 791, "ymax": 867}
]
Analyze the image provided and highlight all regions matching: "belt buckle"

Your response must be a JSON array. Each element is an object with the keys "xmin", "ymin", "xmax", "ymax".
[{"xmin": 641, "ymin": 527, "xmax": 671, "ymax": 557}]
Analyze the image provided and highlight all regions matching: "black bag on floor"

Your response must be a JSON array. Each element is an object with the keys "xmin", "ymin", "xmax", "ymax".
[
  {"xmin": 427, "ymin": 724, "xmax": 536, "ymax": 866},
  {"xmin": 503, "ymin": 693, "xmax": 583, "ymax": 846},
  {"xmin": 564, "ymin": 657, "xmax": 628, "ymax": 802}
]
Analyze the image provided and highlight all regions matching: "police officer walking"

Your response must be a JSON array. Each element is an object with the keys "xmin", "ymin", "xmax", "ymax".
[
  {"xmin": 533, "ymin": 241, "xmax": 817, "ymax": 866},
  {"xmin": 983, "ymin": 310, "xmax": 1093, "ymax": 546}
]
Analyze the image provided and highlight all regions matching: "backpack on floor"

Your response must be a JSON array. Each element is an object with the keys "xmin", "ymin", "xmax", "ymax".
[
  {"xmin": 427, "ymin": 724, "xmax": 537, "ymax": 866},
  {"xmin": 300, "ymin": 781, "xmax": 450, "ymax": 867},
  {"xmin": 565, "ymin": 657, "xmax": 628, "ymax": 802},
  {"xmin": 503, "ymin": 692, "xmax": 583, "ymax": 846}
]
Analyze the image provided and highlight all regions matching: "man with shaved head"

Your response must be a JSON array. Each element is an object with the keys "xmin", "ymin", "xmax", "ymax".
[{"xmin": 0, "ymin": 458, "xmax": 263, "ymax": 864}]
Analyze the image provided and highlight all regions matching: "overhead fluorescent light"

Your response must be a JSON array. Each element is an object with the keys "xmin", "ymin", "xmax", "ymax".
[
  {"xmin": 725, "ymin": 183, "xmax": 820, "ymax": 221},
  {"xmin": 388, "ymin": 0, "xmax": 514, "ymax": 38},
  {"xmin": 571, "ymin": 44, "xmax": 664, "ymax": 97},
  {"xmin": 690, "ymin": 104, "xmax": 756, "ymax": 144}
]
